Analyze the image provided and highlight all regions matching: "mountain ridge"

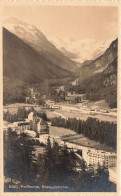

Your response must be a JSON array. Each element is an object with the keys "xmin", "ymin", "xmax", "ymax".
[
  {"xmin": 4, "ymin": 18, "xmax": 78, "ymax": 72},
  {"xmin": 75, "ymin": 38, "xmax": 118, "ymax": 81},
  {"xmin": 3, "ymin": 27, "xmax": 74, "ymax": 84},
  {"xmin": 49, "ymin": 36, "xmax": 114, "ymax": 63}
]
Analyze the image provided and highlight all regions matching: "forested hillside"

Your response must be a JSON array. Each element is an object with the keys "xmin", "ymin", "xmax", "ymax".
[
  {"xmin": 66, "ymin": 57, "xmax": 117, "ymax": 108},
  {"xmin": 3, "ymin": 77, "xmax": 28, "ymax": 105},
  {"xmin": 80, "ymin": 57, "xmax": 117, "ymax": 108}
]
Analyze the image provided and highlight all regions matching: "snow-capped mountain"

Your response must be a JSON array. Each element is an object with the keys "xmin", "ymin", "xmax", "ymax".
[
  {"xmin": 75, "ymin": 38, "xmax": 118, "ymax": 81},
  {"xmin": 49, "ymin": 36, "xmax": 115, "ymax": 63},
  {"xmin": 4, "ymin": 18, "xmax": 115, "ymax": 65},
  {"xmin": 3, "ymin": 28, "xmax": 74, "ymax": 83},
  {"xmin": 3, "ymin": 18, "xmax": 51, "ymax": 51},
  {"xmin": 3, "ymin": 18, "xmax": 78, "ymax": 72}
]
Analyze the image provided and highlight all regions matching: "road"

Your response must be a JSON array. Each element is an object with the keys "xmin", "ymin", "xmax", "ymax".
[{"xmin": 46, "ymin": 104, "xmax": 117, "ymax": 123}]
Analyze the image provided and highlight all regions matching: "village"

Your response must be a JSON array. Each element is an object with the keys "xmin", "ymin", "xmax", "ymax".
[
  {"xmin": 3, "ymin": 76, "xmax": 117, "ymax": 186},
  {"xmin": 3, "ymin": 106, "xmax": 117, "ymax": 184},
  {"xmin": 23, "ymin": 78, "xmax": 117, "ymax": 123}
]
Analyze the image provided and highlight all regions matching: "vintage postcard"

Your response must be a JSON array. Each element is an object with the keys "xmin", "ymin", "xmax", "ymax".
[{"xmin": 0, "ymin": 0, "xmax": 121, "ymax": 195}]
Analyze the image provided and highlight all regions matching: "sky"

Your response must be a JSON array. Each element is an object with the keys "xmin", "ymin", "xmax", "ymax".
[{"xmin": 3, "ymin": 6, "xmax": 118, "ymax": 40}]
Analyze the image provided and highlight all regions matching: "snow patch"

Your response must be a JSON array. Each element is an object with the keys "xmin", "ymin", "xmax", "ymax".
[{"xmin": 49, "ymin": 37, "xmax": 113, "ymax": 63}]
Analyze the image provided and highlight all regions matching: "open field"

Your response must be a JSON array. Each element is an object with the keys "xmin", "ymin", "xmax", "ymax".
[
  {"xmin": 85, "ymin": 100, "xmax": 110, "ymax": 110},
  {"xmin": 49, "ymin": 125, "xmax": 76, "ymax": 137},
  {"xmin": 49, "ymin": 126, "xmax": 115, "ymax": 153},
  {"xmin": 46, "ymin": 99, "xmax": 117, "ymax": 123},
  {"xmin": 3, "ymin": 103, "xmax": 41, "ymax": 114},
  {"xmin": 3, "ymin": 101, "xmax": 117, "ymax": 123},
  {"xmin": 47, "ymin": 109, "xmax": 117, "ymax": 123}
]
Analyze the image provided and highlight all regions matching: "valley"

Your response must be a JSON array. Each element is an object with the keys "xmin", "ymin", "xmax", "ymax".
[
  {"xmin": 3, "ymin": 24, "xmax": 117, "ymax": 108},
  {"xmin": 2, "ymin": 7, "xmax": 118, "ymax": 192},
  {"xmin": 3, "ymin": 99, "xmax": 117, "ymax": 123},
  {"xmin": 46, "ymin": 103, "xmax": 117, "ymax": 123}
]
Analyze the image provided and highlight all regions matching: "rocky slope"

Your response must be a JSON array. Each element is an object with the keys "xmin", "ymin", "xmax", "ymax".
[
  {"xmin": 4, "ymin": 18, "xmax": 78, "ymax": 72},
  {"xmin": 3, "ymin": 28, "xmax": 73, "ymax": 84},
  {"xmin": 75, "ymin": 38, "xmax": 118, "ymax": 81}
]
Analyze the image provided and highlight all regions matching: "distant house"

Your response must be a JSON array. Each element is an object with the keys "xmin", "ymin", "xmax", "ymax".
[
  {"xmin": 59, "ymin": 91, "xmax": 65, "ymax": 100},
  {"xmin": 31, "ymin": 93, "xmax": 36, "ymax": 99},
  {"xmin": 13, "ymin": 121, "xmax": 30, "ymax": 131},
  {"xmin": 37, "ymin": 119, "xmax": 49, "ymax": 135},
  {"xmin": 28, "ymin": 112, "xmax": 34, "ymax": 121},
  {"xmin": 25, "ymin": 97, "xmax": 30, "ymax": 103},
  {"xmin": 67, "ymin": 92, "xmax": 74, "ymax": 96},
  {"xmin": 55, "ymin": 88, "xmax": 60, "ymax": 93},
  {"xmin": 30, "ymin": 88, "xmax": 34, "ymax": 93},
  {"xmin": 59, "ymin": 86, "xmax": 65, "ymax": 91},
  {"xmin": 28, "ymin": 112, "xmax": 39, "ymax": 121},
  {"xmin": 46, "ymin": 100, "xmax": 55, "ymax": 108},
  {"xmin": 18, "ymin": 122, "xmax": 30, "ymax": 130},
  {"xmin": 65, "ymin": 95, "xmax": 82, "ymax": 104},
  {"xmin": 65, "ymin": 96, "xmax": 76, "ymax": 104},
  {"xmin": 27, "ymin": 111, "xmax": 49, "ymax": 136},
  {"xmin": 51, "ymin": 105, "xmax": 60, "ymax": 109},
  {"xmin": 42, "ymin": 95, "xmax": 46, "ymax": 99},
  {"xmin": 71, "ymin": 79, "xmax": 79, "ymax": 86},
  {"xmin": 55, "ymin": 86, "xmax": 65, "ymax": 93}
]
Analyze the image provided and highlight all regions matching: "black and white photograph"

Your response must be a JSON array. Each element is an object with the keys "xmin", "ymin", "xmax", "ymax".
[{"xmin": 2, "ymin": 4, "xmax": 119, "ymax": 193}]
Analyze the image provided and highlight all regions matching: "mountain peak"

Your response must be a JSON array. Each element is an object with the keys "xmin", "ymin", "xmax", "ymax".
[
  {"xmin": 49, "ymin": 36, "xmax": 114, "ymax": 63},
  {"xmin": 3, "ymin": 18, "xmax": 78, "ymax": 73},
  {"xmin": 75, "ymin": 38, "xmax": 118, "ymax": 82},
  {"xmin": 3, "ymin": 27, "xmax": 74, "ymax": 84},
  {"xmin": 4, "ymin": 17, "xmax": 35, "ymax": 29},
  {"xmin": 4, "ymin": 17, "xmax": 47, "ymax": 42}
]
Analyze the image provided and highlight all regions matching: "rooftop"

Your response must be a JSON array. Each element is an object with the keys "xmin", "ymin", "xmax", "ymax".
[{"xmin": 87, "ymin": 149, "xmax": 116, "ymax": 156}]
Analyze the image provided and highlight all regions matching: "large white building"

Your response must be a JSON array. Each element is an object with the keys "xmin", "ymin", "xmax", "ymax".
[{"xmin": 82, "ymin": 149, "xmax": 116, "ymax": 168}]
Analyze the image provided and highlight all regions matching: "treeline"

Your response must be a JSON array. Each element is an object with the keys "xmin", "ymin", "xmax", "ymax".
[
  {"xmin": 3, "ymin": 107, "xmax": 47, "ymax": 122},
  {"xmin": 4, "ymin": 131, "xmax": 116, "ymax": 192},
  {"xmin": 3, "ymin": 77, "xmax": 28, "ymax": 105},
  {"xmin": 51, "ymin": 117, "xmax": 117, "ymax": 149},
  {"xmin": 4, "ymin": 107, "xmax": 29, "ymax": 122}
]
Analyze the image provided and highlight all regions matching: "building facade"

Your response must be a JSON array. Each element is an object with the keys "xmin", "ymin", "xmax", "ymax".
[
  {"xmin": 37, "ymin": 119, "xmax": 49, "ymax": 135},
  {"xmin": 28, "ymin": 112, "xmax": 34, "ymax": 121},
  {"xmin": 17, "ymin": 122, "xmax": 30, "ymax": 131},
  {"xmin": 12, "ymin": 121, "xmax": 30, "ymax": 131},
  {"xmin": 82, "ymin": 149, "xmax": 116, "ymax": 168}
]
